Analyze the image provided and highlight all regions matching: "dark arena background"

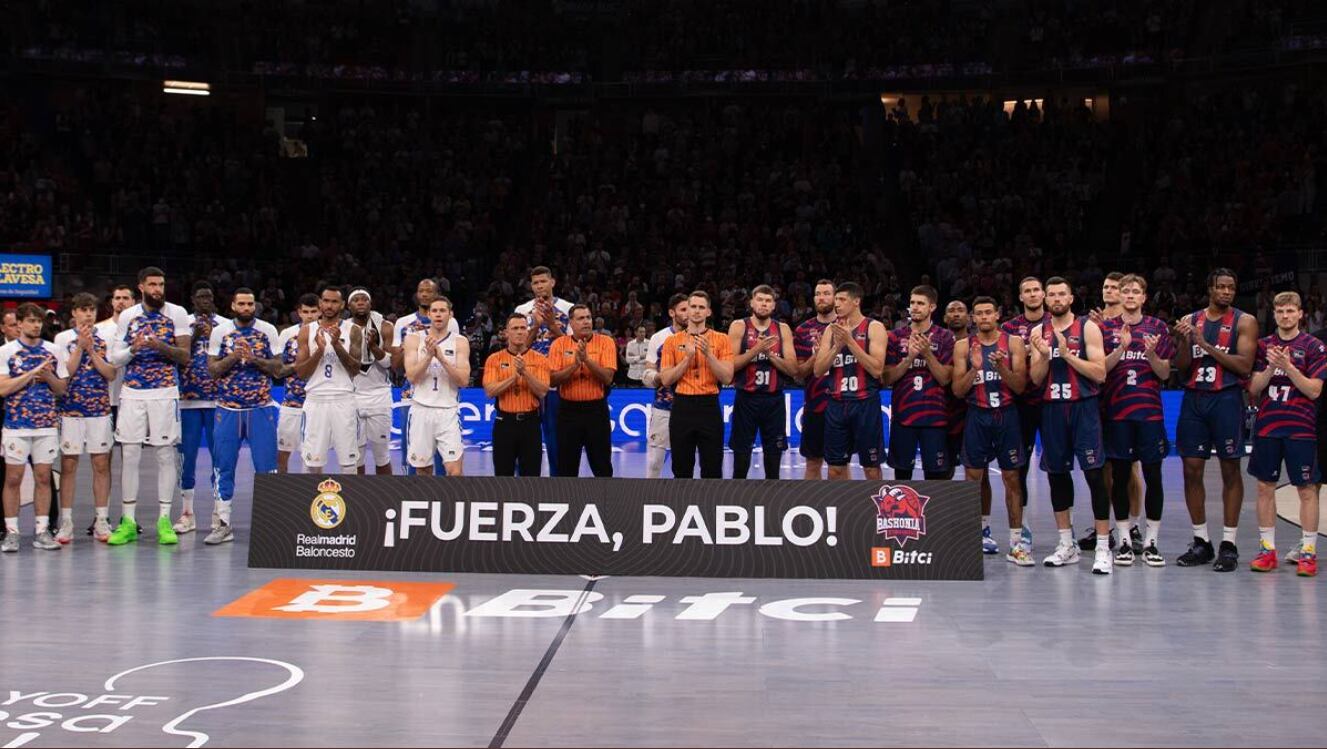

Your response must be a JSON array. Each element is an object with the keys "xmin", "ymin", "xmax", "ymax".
[{"xmin": 2, "ymin": 1, "xmax": 1327, "ymax": 746}]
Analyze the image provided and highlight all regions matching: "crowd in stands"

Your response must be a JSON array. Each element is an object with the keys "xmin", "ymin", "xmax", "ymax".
[{"xmin": 16, "ymin": 0, "xmax": 1294, "ymax": 85}]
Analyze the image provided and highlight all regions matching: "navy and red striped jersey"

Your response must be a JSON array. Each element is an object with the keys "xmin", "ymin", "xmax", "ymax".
[
  {"xmin": 829, "ymin": 318, "xmax": 878, "ymax": 402},
  {"xmin": 1253, "ymin": 332, "xmax": 1327, "ymax": 440},
  {"xmin": 886, "ymin": 325, "xmax": 954, "ymax": 427},
  {"xmin": 967, "ymin": 333, "xmax": 1018, "ymax": 410},
  {"xmin": 736, "ymin": 318, "xmax": 785, "ymax": 394},
  {"xmin": 1040, "ymin": 316, "xmax": 1100, "ymax": 402},
  {"xmin": 1101, "ymin": 315, "xmax": 1174, "ymax": 422},
  {"xmin": 1001, "ymin": 312, "xmax": 1046, "ymax": 405},
  {"xmin": 1183, "ymin": 308, "xmax": 1247, "ymax": 392},
  {"xmin": 794, "ymin": 318, "xmax": 833, "ymax": 414}
]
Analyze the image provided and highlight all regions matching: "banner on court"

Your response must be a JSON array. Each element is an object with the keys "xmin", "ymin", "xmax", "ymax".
[
  {"xmin": 0, "ymin": 253, "xmax": 52, "ymax": 298},
  {"xmin": 248, "ymin": 475, "xmax": 983, "ymax": 581},
  {"xmin": 268, "ymin": 385, "xmax": 1188, "ymax": 452}
]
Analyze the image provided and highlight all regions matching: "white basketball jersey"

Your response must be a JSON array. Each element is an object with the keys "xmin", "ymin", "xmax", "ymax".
[
  {"xmin": 410, "ymin": 331, "xmax": 459, "ymax": 408},
  {"xmin": 346, "ymin": 315, "xmax": 393, "ymax": 409},
  {"xmin": 301, "ymin": 321, "xmax": 356, "ymax": 398}
]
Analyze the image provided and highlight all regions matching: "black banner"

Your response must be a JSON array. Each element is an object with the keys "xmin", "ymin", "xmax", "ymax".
[{"xmin": 248, "ymin": 475, "xmax": 982, "ymax": 580}]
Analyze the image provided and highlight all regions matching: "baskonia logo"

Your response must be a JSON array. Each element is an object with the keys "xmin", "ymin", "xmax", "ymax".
[
  {"xmin": 871, "ymin": 484, "xmax": 929, "ymax": 547},
  {"xmin": 310, "ymin": 478, "xmax": 347, "ymax": 530}
]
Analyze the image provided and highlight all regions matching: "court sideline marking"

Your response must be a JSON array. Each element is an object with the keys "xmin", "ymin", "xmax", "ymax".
[{"xmin": 488, "ymin": 578, "xmax": 600, "ymax": 748}]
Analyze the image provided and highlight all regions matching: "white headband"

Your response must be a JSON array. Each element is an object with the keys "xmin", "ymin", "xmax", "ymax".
[{"xmin": 348, "ymin": 289, "xmax": 371, "ymax": 302}]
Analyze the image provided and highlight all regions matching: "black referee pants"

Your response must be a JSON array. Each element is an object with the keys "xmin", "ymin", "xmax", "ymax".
[
  {"xmin": 493, "ymin": 410, "xmax": 543, "ymax": 477},
  {"xmin": 670, "ymin": 394, "xmax": 723, "ymax": 478},
  {"xmin": 556, "ymin": 398, "xmax": 613, "ymax": 477}
]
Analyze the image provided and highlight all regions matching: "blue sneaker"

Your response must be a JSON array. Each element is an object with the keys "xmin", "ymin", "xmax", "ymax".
[
  {"xmin": 1020, "ymin": 526, "xmax": 1033, "ymax": 548},
  {"xmin": 982, "ymin": 526, "xmax": 999, "ymax": 555}
]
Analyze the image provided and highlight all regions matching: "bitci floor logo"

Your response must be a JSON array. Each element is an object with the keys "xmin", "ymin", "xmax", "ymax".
[{"xmin": 870, "ymin": 484, "xmax": 933, "ymax": 567}]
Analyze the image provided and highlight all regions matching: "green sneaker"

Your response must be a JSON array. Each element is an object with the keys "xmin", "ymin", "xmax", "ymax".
[
  {"xmin": 157, "ymin": 516, "xmax": 179, "ymax": 546},
  {"xmin": 106, "ymin": 517, "xmax": 139, "ymax": 546}
]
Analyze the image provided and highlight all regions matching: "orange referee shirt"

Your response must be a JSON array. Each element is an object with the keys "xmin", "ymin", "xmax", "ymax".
[
  {"xmin": 548, "ymin": 333, "xmax": 617, "ymax": 401},
  {"xmin": 482, "ymin": 348, "xmax": 550, "ymax": 413},
  {"xmin": 661, "ymin": 329, "xmax": 733, "ymax": 396}
]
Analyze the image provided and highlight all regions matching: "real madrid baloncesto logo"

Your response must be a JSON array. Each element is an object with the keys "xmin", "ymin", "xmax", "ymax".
[{"xmin": 310, "ymin": 478, "xmax": 347, "ymax": 530}]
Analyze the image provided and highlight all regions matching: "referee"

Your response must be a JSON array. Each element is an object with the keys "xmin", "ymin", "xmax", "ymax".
[
  {"xmin": 549, "ymin": 305, "xmax": 617, "ymax": 477},
  {"xmin": 660, "ymin": 291, "xmax": 734, "ymax": 478},
  {"xmin": 483, "ymin": 314, "xmax": 550, "ymax": 476}
]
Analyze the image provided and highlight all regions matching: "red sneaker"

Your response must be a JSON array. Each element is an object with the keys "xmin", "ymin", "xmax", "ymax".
[
  {"xmin": 1250, "ymin": 546, "xmax": 1278, "ymax": 572},
  {"xmin": 1297, "ymin": 554, "xmax": 1317, "ymax": 577}
]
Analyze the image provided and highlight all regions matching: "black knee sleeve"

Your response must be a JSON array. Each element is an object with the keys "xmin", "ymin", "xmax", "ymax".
[
  {"xmin": 732, "ymin": 452, "xmax": 752, "ymax": 480},
  {"xmin": 1086, "ymin": 467, "xmax": 1110, "ymax": 521},
  {"xmin": 1048, "ymin": 472, "xmax": 1075, "ymax": 513},
  {"xmin": 922, "ymin": 470, "xmax": 948, "ymax": 481},
  {"xmin": 894, "ymin": 468, "xmax": 914, "ymax": 481},
  {"xmin": 1142, "ymin": 461, "xmax": 1164, "ymax": 521},
  {"xmin": 1110, "ymin": 460, "xmax": 1132, "ymax": 521}
]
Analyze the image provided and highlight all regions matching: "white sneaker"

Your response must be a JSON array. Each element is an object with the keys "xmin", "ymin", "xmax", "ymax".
[
  {"xmin": 172, "ymin": 512, "xmax": 196, "ymax": 534},
  {"xmin": 204, "ymin": 522, "xmax": 234, "ymax": 545},
  {"xmin": 1092, "ymin": 548, "xmax": 1112, "ymax": 575},
  {"xmin": 1006, "ymin": 544, "xmax": 1035, "ymax": 567},
  {"xmin": 1042, "ymin": 540, "xmax": 1081, "ymax": 567},
  {"xmin": 55, "ymin": 518, "xmax": 75, "ymax": 545},
  {"xmin": 1285, "ymin": 543, "xmax": 1303, "ymax": 564},
  {"xmin": 92, "ymin": 517, "xmax": 113, "ymax": 542}
]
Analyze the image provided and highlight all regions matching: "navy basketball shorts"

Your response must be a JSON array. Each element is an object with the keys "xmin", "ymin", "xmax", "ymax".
[{"xmin": 1039, "ymin": 399, "xmax": 1106, "ymax": 474}]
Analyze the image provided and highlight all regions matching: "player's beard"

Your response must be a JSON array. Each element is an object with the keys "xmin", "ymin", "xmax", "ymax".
[
  {"xmin": 236, "ymin": 313, "xmax": 254, "ymax": 324},
  {"xmin": 1049, "ymin": 302, "xmax": 1071, "ymax": 317},
  {"xmin": 753, "ymin": 311, "xmax": 771, "ymax": 322},
  {"xmin": 947, "ymin": 320, "xmax": 967, "ymax": 332},
  {"xmin": 144, "ymin": 292, "xmax": 164, "ymax": 310},
  {"xmin": 815, "ymin": 302, "xmax": 833, "ymax": 316}
]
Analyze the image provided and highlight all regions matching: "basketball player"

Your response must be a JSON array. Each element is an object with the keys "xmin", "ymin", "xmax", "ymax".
[
  {"xmin": 953, "ymin": 296, "xmax": 1030, "ymax": 566},
  {"xmin": 1100, "ymin": 274, "xmax": 1174, "ymax": 567},
  {"xmin": 54, "ymin": 293, "xmax": 116, "ymax": 542},
  {"xmin": 175, "ymin": 281, "xmax": 227, "ymax": 534},
  {"xmin": 884, "ymin": 285, "xmax": 954, "ymax": 480},
  {"xmin": 347, "ymin": 288, "xmax": 394, "ymax": 475},
  {"xmin": 549, "ymin": 305, "xmax": 616, "ymax": 477},
  {"xmin": 641, "ymin": 294, "xmax": 689, "ymax": 478},
  {"xmin": 794, "ymin": 280, "xmax": 837, "ymax": 479},
  {"xmin": 206, "ymin": 288, "xmax": 282, "ymax": 544},
  {"xmin": 660, "ymin": 291, "xmax": 734, "ymax": 478},
  {"xmin": 0, "ymin": 303, "xmax": 68, "ymax": 552},
  {"xmin": 403, "ymin": 297, "xmax": 470, "ymax": 476},
  {"xmin": 728, "ymin": 285, "xmax": 796, "ymax": 479},
  {"xmin": 276, "ymin": 294, "xmax": 319, "ymax": 473},
  {"xmin": 100, "ymin": 284, "xmax": 135, "ymax": 416},
  {"xmin": 294, "ymin": 284, "xmax": 363, "ymax": 474},
  {"xmin": 1084, "ymin": 270, "xmax": 1144, "ymax": 553},
  {"xmin": 813, "ymin": 282, "xmax": 887, "ymax": 481},
  {"xmin": 391, "ymin": 278, "xmax": 458, "ymax": 474},
  {"xmin": 1172, "ymin": 268, "xmax": 1256, "ymax": 571},
  {"xmin": 1001, "ymin": 276, "xmax": 1045, "ymax": 549},
  {"xmin": 1246, "ymin": 291, "xmax": 1324, "ymax": 576},
  {"xmin": 483, "ymin": 314, "xmax": 550, "ymax": 476},
  {"xmin": 515, "ymin": 267, "xmax": 574, "ymax": 475},
  {"xmin": 945, "ymin": 300, "xmax": 995, "ymax": 551},
  {"xmin": 1029, "ymin": 277, "xmax": 1112, "ymax": 573}
]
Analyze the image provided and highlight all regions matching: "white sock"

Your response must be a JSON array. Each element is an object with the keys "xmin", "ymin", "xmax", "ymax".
[
  {"xmin": 60, "ymin": 508, "xmax": 72, "ymax": 523},
  {"xmin": 217, "ymin": 501, "xmax": 232, "ymax": 525},
  {"xmin": 1259, "ymin": 527, "xmax": 1275, "ymax": 549},
  {"xmin": 1193, "ymin": 523, "xmax": 1209, "ymax": 541},
  {"xmin": 1116, "ymin": 521, "xmax": 1132, "ymax": 545},
  {"xmin": 1058, "ymin": 528, "xmax": 1073, "ymax": 546},
  {"xmin": 981, "ymin": 515, "xmax": 990, "ymax": 531},
  {"xmin": 122, "ymin": 501, "xmax": 137, "ymax": 522},
  {"xmin": 1145, "ymin": 519, "xmax": 1161, "ymax": 546},
  {"xmin": 181, "ymin": 488, "xmax": 194, "ymax": 516},
  {"xmin": 1009, "ymin": 528, "xmax": 1021, "ymax": 548},
  {"xmin": 1303, "ymin": 532, "xmax": 1317, "ymax": 555},
  {"xmin": 1222, "ymin": 526, "xmax": 1237, "ymax": 544},
  {"xmin": 158, "ymin": 501, "xmax": 172, "ymax": 519},
  {"xmin": 35, "ymin": 516, "xmax": 49, "ymax": 534},
  {"xmin": 4, "ymin": 516, "xmax": 17, "ymax": 533}
]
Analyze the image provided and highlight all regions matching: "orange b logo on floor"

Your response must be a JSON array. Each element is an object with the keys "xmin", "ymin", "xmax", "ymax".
[{"xmin": 214, "ymin": 578, "xmax": 455, "ymax": 621}]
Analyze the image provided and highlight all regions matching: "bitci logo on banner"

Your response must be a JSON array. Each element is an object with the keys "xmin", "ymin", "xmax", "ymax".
[{"xmin": 871, "ymin": 484, "xmax": 929, "ymax": 547}]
